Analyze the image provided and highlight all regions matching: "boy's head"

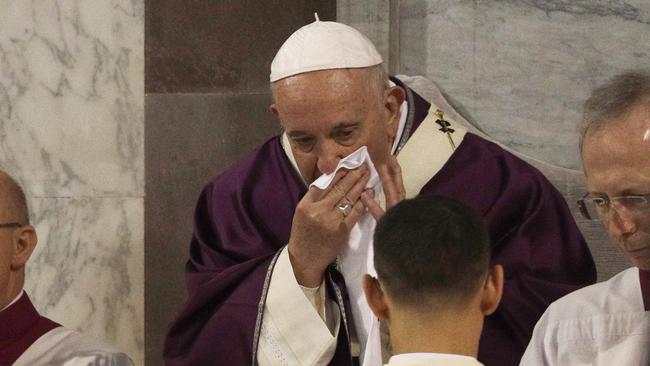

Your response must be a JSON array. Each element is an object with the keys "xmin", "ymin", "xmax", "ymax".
[{"xmin": 363, "ymin": 195, "xmax": 503, "ymax": 350}]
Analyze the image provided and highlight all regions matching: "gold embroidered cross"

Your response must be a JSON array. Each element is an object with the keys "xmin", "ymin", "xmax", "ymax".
[{"xmin": 435, "ymin": 109, "xmax": 456, "ymax": 150}]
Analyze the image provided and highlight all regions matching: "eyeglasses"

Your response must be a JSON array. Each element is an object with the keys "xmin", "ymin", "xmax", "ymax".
[
  {"xmin": 577, "ymin": 193, "xmax": 650, "ymax": 220},
  {"xmin": 0, "ymin": 222, "xmax": 22, "ymax": 229}
]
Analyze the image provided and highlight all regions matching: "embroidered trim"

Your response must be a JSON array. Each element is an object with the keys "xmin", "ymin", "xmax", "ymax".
[
  {"xmin": 251, "ymin": 247, "xmax": 284, "ymax": 365},
  {"xmin": 259, "ymin": 322, "xmax": 290, "ymax": 366},
  {"xmin": 328, "ymin": 269, "xmax": 354, "ymax": 364}
]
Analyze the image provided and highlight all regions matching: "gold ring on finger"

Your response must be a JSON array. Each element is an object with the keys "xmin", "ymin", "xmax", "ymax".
[{"xmin": 336, "ymin": 202, "xmax": 353, "ymax": 217}]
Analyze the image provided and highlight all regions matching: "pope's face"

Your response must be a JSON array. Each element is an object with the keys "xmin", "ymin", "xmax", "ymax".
[
  {"xmin": 582, "ymin": 103, "xmax": 650, "ymax": 270},
  {"xmin": 271, "ymin": 68, "xmax": 402, "ymax": 184}
]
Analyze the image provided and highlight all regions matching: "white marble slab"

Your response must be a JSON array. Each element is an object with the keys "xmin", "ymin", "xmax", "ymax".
[
  {"xmin": 0, "ymin": 1, "xmax": 144, "ymax": 364},
  {"xmin": 0, "ymin": 0, "xmax": 144, "ymax": 197},
  {"xmin": 337, "ymin": 0, "xmax": 391, "ymax": 65},
  {"xmin": 24, "ymin": 197, "xmax": 144, "ymax": 365}
]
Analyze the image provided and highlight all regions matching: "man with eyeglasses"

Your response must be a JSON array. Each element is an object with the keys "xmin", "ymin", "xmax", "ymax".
[
  {"xmin": 0, "ymin": 170, "xmax": 134, "ymax": 365},
  {"xmin": 521, "ymin": 70, "xmax": 650, "ymax": 365}
]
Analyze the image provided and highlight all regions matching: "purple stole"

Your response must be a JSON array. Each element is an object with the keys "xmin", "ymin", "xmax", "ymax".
[
  {"xmin": 164, "ymin": 79, "xmax": 596, "ymax": 366},
  {"xmin": 0, "ymin": 293, "xmax": 60, "ymax": 365}
]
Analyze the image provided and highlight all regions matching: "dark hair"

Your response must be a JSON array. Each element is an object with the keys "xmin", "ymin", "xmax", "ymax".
[
  {"xmin": 373, "ymin": 195, "xmax": 490, "ymax": 308},
  {"xmin": 579, "ymin": 69, "xmax": 650, "ymax": 148},
  {"xmin": 0, "ymin": 170, "xmax": 30, "ymax": 225}
]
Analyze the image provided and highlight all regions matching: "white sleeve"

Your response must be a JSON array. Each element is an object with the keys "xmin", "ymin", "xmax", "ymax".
[
  {"xmin": 14, "ymin": 327, "xmax": 134, "ymax": 366},
  {"xmin": 519, "ymin": 309, "xmax": 552, "ymax": 366},
  {"xmin": 257, "ymin": 246, "xmax": 341, "ymax": 366}
]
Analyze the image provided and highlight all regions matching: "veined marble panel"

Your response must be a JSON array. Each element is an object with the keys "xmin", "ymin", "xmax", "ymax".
[
  {"xmin": 0, "ymin": 0, "xmax": 144, "ymax": 364},
  {"xmin": 399, "ymin": 0, "xmax": 650, "ymax": 170},
  {"xmin": 0, "ymin": 0, "xmax": 144, "ymax": 196},
  {"xmin": 24, "ymin": 197, "xmax": 144, "ymax": 365},
  {"xmin": 337, "ymin": 0, "xmax": 391, "ymax": 64}
]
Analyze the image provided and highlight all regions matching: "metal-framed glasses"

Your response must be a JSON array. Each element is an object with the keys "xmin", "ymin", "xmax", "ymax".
[
  {"xmin": 577, "ymin": 193, "xmax": 650, "ymax": 220},
  {"xmin": 0, "ymin": 222, "xmax": 22, "ymax": 229}
]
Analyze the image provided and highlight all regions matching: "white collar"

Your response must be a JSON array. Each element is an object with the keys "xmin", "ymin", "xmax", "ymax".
[
  {"xmin": 1, "ymin": 289, "xmax": 25, "ymax": 312},
  {"xmin": 390, "ymin": 352, "xmax": 479, "ymax": 363}
]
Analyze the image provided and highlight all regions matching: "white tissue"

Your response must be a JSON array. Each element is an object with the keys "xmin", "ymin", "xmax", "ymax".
[
  {"xmin": 310, "ymin": 146, "xmax": 380, "ymax": 190},
  {"xmin": 309, "ymin": 145, "xmax": 382, "ymax": 366}
]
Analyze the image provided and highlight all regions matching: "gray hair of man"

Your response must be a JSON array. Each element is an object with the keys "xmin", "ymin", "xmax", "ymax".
[
  {"xmin": 0, "ymin": 171, "xmax": 30, "ymax": 225},
  {"xmin": 579, "ymin": 69, "xmax": 650, "ymax": 150}
]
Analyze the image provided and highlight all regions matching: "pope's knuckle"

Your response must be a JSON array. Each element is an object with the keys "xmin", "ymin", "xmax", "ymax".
[
  {"xmin": 306, "ymin": 210, "xmax": 320, "ymax": 221},
  {"xmin": 295, "ymin": 204, "xmax": 309, "ymax": 216}
]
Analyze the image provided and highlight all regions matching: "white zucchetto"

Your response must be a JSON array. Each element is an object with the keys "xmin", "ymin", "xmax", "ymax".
[{"xmin": 270, "ymin": 18, "xmax": 383, "ymax": 82}]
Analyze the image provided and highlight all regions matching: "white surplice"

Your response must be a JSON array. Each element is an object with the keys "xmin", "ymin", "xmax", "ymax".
[
  {"xmin": 387, "ymin": 353, "xmax": 484, "ymax": 366},
  {"xmin": 14, "ymin": 326, "xmax": 134, "ymax": 366},
  {"xmin": 520, "ymin": 267, "xmax": 650, "ymax": 366}
]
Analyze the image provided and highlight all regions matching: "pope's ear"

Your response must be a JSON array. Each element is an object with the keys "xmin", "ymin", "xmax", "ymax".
[
  {"xmin": 269, "ymin": 104, "xmax": 279, "ymax": 118},
  {"xmin": 10, "ymin": 225, "xmax": 37, "ymax": 271},
  {"xmin": 384, "ymin": 86, "xmax": 405, "ymax": 138},
  {"xmin": 385, "ymin": 86, "xmax": 405, "ymax": 115}
]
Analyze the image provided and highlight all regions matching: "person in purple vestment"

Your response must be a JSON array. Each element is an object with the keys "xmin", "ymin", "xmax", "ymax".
[
  {"xmin": 0, "ymin": 169, "xmax": 133, "ymax": 366},
  {"xmin": 163, "ymin": 19, "xmax": 596, "ymax": 366}
]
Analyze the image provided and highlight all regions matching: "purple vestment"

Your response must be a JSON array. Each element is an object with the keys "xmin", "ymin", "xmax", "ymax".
[
  {"xmin": 641, "ymin": 270, "xmax": 650, "ymax": 311},
  {"xmin": 0, "ymin": 293, "xmax": 60, "ymax": 365},
  {"xmin": 164, "ymin": 81, "xmax": 596, "ymax": 366}
]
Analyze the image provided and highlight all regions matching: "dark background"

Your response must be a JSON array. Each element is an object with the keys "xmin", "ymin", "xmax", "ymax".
[{"xmin": 145, "ymin": 1, "xmax": 337, "ymax": 364}]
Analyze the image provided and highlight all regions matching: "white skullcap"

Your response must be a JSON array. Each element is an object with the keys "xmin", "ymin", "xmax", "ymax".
[{"xmin": 270, "ymin": 17, "xmax": 383, "ymax": 82}]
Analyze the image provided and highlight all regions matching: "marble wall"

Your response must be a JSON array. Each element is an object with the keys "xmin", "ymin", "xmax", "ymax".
[
  {"xmin": 337, "ymin": 0, "xmax": 650, "ymax": 280},
  {"xmin": 397, "ymin": 0, "xmax": 650, "ymax": 170},
  {"xmin": 0, "ymin": 1, "xmax": 144, "ymax": 364}
]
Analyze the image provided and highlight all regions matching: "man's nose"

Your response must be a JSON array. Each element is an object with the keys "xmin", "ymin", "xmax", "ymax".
[
  {"xmin": 604, "ymin": 206, "xmax": 638, "ymax": 239},
  {"xmin": 316, "ymin": 143, "xmax": 343, "ymax": 175}
]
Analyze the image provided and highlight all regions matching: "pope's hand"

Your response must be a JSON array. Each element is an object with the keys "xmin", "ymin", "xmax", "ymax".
[
  {"xmin": 361, "ymin": 156, "xmax": 405, "ymax": 220},
  {"xmin": 288, "ymin": 165, "xmax": 369, "ymax": 287}
]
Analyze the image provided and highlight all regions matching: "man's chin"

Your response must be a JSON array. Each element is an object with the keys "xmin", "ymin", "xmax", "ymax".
[{"xmin": 626, "ymin": 248, "xmax": 650, "ymax": 270}]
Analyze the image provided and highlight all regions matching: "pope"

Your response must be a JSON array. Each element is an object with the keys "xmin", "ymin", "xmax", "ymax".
[{"xmin": 164, "ymin": 19, "xmax": 596, "ymax": 366}]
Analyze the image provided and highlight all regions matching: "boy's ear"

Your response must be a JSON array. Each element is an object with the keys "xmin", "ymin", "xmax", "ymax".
[
  {"xmin": 480, "ymin": 264, "xmax": 504, "ymax": 316},
  {"xmin": 362, "ymin": 274, "xmax": 390, "ymax": 321}
]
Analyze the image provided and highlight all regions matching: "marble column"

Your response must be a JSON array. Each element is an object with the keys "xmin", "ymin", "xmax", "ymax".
[{"xmin": 0, "ymin": 1, "xmax": 144, "ymax": 364}]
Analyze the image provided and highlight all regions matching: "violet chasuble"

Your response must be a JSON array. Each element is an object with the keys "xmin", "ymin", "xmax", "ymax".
[{"xmin": 164, "ymin": 78, "xmax": 597, "ymax": 366}]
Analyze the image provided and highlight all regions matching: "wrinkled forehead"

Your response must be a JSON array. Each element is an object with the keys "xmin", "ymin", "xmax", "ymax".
[
  {"xmin": 273, "ymin": 68, "xmax": 379, "ymax": 100},
  {"xmin": 582, "ymin": 117, "xmax": 650, "ymax": 190},
  {"xmin": 0, "ymin": 174, "xmax": 20, "ymax": 221},
  {"xmin": 584, "ymin": 103, "xmax": 650, "ymax": 148},
  {"xmin": 0, "ymin": 189, "xmax": 10, "ymax": 221}
]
